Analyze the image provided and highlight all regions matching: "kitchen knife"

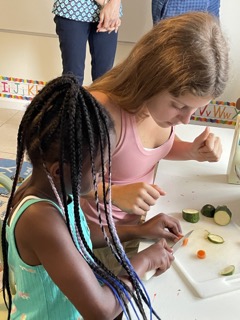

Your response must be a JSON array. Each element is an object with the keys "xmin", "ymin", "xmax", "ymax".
[
  {"xmin": 171, "ymin": 230, "xmax": 193, "ymax": 253},
  {"xmin": 142, "ymin": 230, "xmax": 194, "ymax": 281}
]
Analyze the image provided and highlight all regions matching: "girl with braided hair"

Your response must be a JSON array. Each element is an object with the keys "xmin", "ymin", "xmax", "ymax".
[{"xmin": 1, "ymin": 75, "xmax": 173, "ymax": 320}]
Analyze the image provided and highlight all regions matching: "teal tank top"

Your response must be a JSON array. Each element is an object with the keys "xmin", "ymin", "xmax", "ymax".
[{"xmin": 7, "ymin": 195, "xmax": 92, "ymax": 319}]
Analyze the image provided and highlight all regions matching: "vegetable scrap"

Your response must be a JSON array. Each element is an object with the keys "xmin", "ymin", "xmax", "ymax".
[
  {"xmin": 182, "ymin": 238, "xmax": 189, "ymax": 246},
  {"xmin": 182, "ymin": 208, "xmax": 200, "ymax": 223},
  {"xmin": 197, "ymin": 250, "xmax": 206, "ymax": 259},
  {"xmin": 152, "ymin": 293, "xmax": 157, "ymax": 302},
  {"xmin": 220, "ymin": 265, "xmax": 235, "ymax": 276},
  {"xmin": 183, "ymin": 203, "xmax": 232, "ymax": 225},
  {"xmin": 205, "ymin": 230, "xmax": 224, "ymax": 244},
  {"xmin": 201, "ymin": 204, "xmax": 215, "ymax": 218},
  {"xmin": 214, "ymin": 205, "xmax": 232, "ymax": 226}
]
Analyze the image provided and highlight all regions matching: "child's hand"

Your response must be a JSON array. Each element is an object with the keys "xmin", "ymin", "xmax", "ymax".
[
  {"xmin": 190, "ymin": 127, "xmax": 222, "ymax": 162},
  {"xmin": 139, "ymin": 213, "xmax": 182, "ymax": 242},
  {"xmin": 147, "ymin": 239, "xmax": 174, "ymax": 276},
  {"xmin": 111, "ymin": 183, "xmax": 166, "ymax": 215},
  {"xmin": 129, "ymin": 239, "xmax": 174, "ymax": 278}
]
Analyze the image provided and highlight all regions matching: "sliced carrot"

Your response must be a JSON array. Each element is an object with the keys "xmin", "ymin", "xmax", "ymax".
[
  {"xmin": 197, "ymin": 250, "xmax": 206, "ymax": 259},
  {"xmin": 182, "ymin": 238, "xmax": 189, "ymax": 246}
]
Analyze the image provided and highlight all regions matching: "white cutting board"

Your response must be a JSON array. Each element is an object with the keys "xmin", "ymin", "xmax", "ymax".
[{"xmin": 172, "ymin": 212, "xmax": 240, "ymax": 298}]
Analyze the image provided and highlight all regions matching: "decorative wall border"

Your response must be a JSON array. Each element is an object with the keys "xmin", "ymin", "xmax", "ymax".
[
  {"xmin": 0, "ymin": 75, "xmax": 238, "ymax": 128},
  {"xmin": 190, "ymin": 100, "xmax": 238, "ymax": 128},
  {"xmin": 0, "ymin": 75, "xmax": 46, "ymax": 101}
]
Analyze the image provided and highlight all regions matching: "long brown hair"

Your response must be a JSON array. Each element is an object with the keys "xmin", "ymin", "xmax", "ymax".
[{"xmin": 89, "ymin": 12, "xmax": 229, "ymax": 113}]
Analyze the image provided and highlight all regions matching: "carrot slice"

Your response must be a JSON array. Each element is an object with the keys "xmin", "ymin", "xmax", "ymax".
[
  {"xmin": 197, "ymin": 250, "xmax": 206, "ymax": 259},
  {"xmin": 182, "ymin": 238, "xmax": 189, "ymax": 246}
]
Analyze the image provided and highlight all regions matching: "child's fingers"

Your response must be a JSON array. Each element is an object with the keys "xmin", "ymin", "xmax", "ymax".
[{"xmin": 152, "ymin": 184, "xmax": 166, "ymax": 196}]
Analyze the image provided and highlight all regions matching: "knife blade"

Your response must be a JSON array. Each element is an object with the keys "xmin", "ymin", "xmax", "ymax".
[
  {"xmin": 142, "ymin": 230, "xmax": 193, "ymax": 281},
  {"xmin": 172, "ymin": 230, "xmax": 193, "ymax": 253}
]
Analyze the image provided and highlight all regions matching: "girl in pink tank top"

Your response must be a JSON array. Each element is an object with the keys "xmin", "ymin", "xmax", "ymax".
[
  {"xmin": 82, "ymin": 109, "xmax": 175, "ymax": 225},
  {"xmin": 81, "ymin": 12, "xmax": 229, "ymax": 274}
]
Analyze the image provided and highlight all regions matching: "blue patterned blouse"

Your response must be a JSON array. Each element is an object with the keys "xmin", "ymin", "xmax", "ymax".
[{"xmin": 52, "ymin": 0, "xmax": 122, "ymax": 23}]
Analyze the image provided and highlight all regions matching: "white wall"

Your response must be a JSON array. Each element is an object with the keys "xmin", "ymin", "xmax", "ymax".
[
  {"xmin": 219, "ymin": 0, "xmax": 240, "ymax": 101},
  {"xmin": 0, "ymin": 0, "xmax": 239, "ymax": 101}
]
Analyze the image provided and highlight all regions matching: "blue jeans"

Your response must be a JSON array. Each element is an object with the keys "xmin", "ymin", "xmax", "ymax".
[{"xmin": 54, "ymin": 16, "xmax": 118, "ymax": 84}]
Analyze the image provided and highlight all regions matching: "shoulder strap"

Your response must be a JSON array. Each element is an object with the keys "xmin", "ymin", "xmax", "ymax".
[{"xmin": 9, "ymin": 196, "xmax": 62, "ymax": 228}]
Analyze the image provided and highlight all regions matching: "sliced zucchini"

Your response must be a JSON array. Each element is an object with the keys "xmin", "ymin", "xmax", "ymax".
[
  {"xmin": 207, "ymin": 233, "xmax": 224, "ymax": 244},
  {"xmin": 220, "ymin": 265, "xmax": 235, "ymax": 276},
  {"xmin": 182, "ymin": 209, "xmax": 199, "ymax": 223},
  {"xmin": 201, "ymin": 204, "xmax": 215, "ymax": 218},
  {"xmin": 214, "ymin": 205, "xmax": 232, "ymax": 226}
]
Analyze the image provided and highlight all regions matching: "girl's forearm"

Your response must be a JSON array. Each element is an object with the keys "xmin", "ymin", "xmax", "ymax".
[
  {"xmin": 91, "ymin": 224, "xmax": 142, "ymax": 249},
  {"xmin": 164, "ymin": 140, "xmax": 194, "ymax": 160}
]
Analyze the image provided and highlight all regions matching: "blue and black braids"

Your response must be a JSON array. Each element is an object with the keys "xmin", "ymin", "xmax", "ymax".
[{"xmin": 1, "ymin": 74, "xmax": 160, "ymax": 320}]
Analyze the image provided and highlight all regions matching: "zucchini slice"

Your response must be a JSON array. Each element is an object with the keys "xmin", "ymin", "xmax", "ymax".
[
  {"xmin": 207, "ymin": 233, "xmax": 224, "ymax": 244},
  {"xmin": 220, "ymin": 265, "xmax": 235, "ymax": 276},
  {"xmin": 214, "ymin": 205, "xmax": 232, "ymax": 226},
  {"xmin": 201, "ymin": 204, "xmax": 215, "ymax": 218},
  {"xmin": 182, "ymin": 209, "xmax": 199, "ymax": 223}
]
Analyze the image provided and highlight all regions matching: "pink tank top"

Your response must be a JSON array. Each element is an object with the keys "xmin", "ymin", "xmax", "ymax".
[{"xmin": 81, "ymin": 109, "xmax": 175, "ymax": 225}]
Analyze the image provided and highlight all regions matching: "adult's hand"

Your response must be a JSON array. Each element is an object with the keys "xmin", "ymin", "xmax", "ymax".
[{"xmin": 97, "ymin": 0, "xmax": 121, "ymax": 33}]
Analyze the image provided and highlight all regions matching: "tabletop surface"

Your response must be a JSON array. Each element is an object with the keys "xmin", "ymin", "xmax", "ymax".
[{"xmin": 124, "ymin": 124, "xmax": 240, "ymax": 320}]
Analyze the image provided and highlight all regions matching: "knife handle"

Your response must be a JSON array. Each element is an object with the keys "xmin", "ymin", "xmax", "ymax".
[{"xmin": 142, "ymin": 269, "xmax": 156, "ymax": 281}]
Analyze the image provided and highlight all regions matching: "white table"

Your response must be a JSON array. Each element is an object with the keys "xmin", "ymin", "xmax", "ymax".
[{"xmin": 124, "ymin": 124, "xmax": 240, "ymax": 320}]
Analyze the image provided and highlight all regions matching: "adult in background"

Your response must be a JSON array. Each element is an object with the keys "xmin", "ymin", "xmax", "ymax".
[
  {"xmin": 152, "ymin": 0, "xmax": 220, "ymax": 24},
  {"xmin": 53, "ymin": 0, "xmax": 122, "ymax": 84}
]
